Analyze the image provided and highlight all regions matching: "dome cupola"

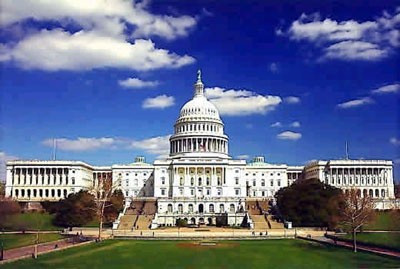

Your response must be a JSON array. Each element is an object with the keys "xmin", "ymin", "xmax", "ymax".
[{"xmin": 169, "ymin": 70, "xmax": 229, "ymax": 159}]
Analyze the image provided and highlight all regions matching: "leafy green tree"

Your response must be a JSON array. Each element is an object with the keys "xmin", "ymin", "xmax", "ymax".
[
  {"xmin": 275, "ymin": 178, "xmax": 343, "ymax": 228},
  {"xmin": 54, "ymin": 191, "xmax": 96, "ymax": 227},
  {"xmin": 103, "ymin": 190, "xmax": 124, "ymax": 223}
]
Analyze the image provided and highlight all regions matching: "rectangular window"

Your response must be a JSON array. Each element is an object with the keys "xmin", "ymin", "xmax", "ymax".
[
  {"xmin": 235, "ymin": 189, "xmax": 240, "ymax": 196},
  {"xmin": 235, "ymin": 177, "xmax": 239, "ymax": 185},
  {"xmin": 161, "ymin": 189, "xmax": 165, "ymax": 195}
]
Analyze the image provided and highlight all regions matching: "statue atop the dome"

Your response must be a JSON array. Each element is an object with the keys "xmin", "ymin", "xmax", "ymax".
[{"xmin": 197, "ymin": 69, "xmax": 202, "ymax": 83}]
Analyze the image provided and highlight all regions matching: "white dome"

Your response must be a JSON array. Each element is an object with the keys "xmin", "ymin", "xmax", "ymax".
[{"xmin": 179, "ymin": 95, "xmax": 220, "ymax": 121}]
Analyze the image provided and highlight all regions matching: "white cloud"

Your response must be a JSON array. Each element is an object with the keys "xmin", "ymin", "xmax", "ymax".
[
  {"xmin": 371, "ymin": 83, "xmax": 400, "ymax": 94},
  {"xmin": 0, "ymin": 152, "xmax": 18, "ymax": 181},
  {"xmin": 269, "ymin": 62, "xmax": 278, "ymax": 73},
  {"xmin": 284, "ymin": 96, "xmax": 301, "ymax": 104},
  {"xmin": 324, "ymin": 41, "xmax": 387, "ymax": 61},
  {"xmin": 337, "ymin": 97, "xmax": 374, "ymax": 109},
  {"xmin": 129, "ymin": 135, "xmax": 171, "ymax": 156},
  {"xmin": 390, "ymin": 137, "xmax": 400, "ymax": 146},
  {"xmin": 1, "ymin": 0, "xmax": 196, "ymax": 40},
  {"xmin": 205, "ymin": 87, "xmax": 282, "ymax": 116},
  {"xmin": 237, "ymin": 155, "xmax": 250, "ymax": 160},
  {"xmin": 42, "ymin": 137, "xmax": 115, "ymax": 151},
  {"xmin": 118, "ymin": 77, "xmax": 159, "ymax": 89},
  {"xmin": 280, "ymin": 8, "xmax": 400, "ymax": 61},
  {"xmin": 290, "ymin": 121, "xmax": 301, "ymax": 128},
  {"xmin": 0, "ymin": 29, "xmax": 195, "ymax": 71},
  {"xmin": 142, "ymin": 95, "xmax": 175, "ymax": 109},
  {"xmin": 271, "ymin": 122, "xmax": 282, "ymax": 128},
  {"xmin": 277, "ymin": 131, "xmax": 302, "ymax": 141}
]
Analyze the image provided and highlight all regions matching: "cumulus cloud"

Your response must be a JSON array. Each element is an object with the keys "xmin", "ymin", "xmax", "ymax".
[
  {"xmin": 205, "ymin": 87, "xmax": 282, "ymax": 116},
  {"xmin": 0, "ymin": 0, "xmax": 196, "ymax": 71},
  {"xmin": 118, "ymin": 77, "xmax": 159, "ymax": 89},
  {"xmin": 277, "ymin": 131, "xmax": 302, "ymax": 141},
  {"xmin": 284, "ymin": 96, "xmax": 301, "ymax": 104},
  {"xmin": 142, "ymin": 95, "xmax": 175, "ymax": 109},
  {"xmin": 129, "ymin": 135, "xmax": 171, "ymax": 156},
  {"xmin": 42, "ymin": 137, "xmax": 116, "ymax": 151},
  {"xmin": 271, "ymin": 122, "xmax": 282, "ymax": 128},
  {"xmin": 0, "ymin": 152, "xmax": 18, "ymax": 181},
  {"xmin": 290, "ymin": 121, "xmax": 301, "ymax": 128},
  {"xmin": 279, "ymin": 8, "xmax": 400, "ymax": 61},
  {"xmin": 371, "ymin": 83, "xmax": 400, "ymax": 94},
  {"xmin": 337, "ymin": 97, "xmax": 374, "ymax": 109},
  {"xmin": 0, "ymin": 29, "xmax": 194, "ymax": 71},
  {"xmin": 1, "ymin": 0, "xmax": 196, "ymax": 40},
  {"xmin": 390, "ymin": 137, "xmax": 400, "ymax": 146}
]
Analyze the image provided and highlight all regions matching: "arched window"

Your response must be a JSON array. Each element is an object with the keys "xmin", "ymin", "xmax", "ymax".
[
  {"xmin": 230, "ymin": 204, "xmax": 235, "ymax": 213},
  {"xmin": 190, "ymin": 177, "xmax": 194, "ymax": 186},
  {"xmin": 167, "ymin": 204, "xmax": 173, "ymax": 213},
  {"xmin": 209, "ymin": 204, "xmax": 214, "ymax": 213},
  {"xmin": 64, "ymin": 189, "xmax": 67, "ymax": 198},
  {"xmin": 206, "ymin": 177, "xmax": 210, "ymax": 186},
  {"xmin": 27, "ymin": 189, "xmax": 31, "ymax": 197},
  {"xmin": 369, "ymin": 189, "xmax": 373, "ymax": 197},
  {"xmin": 33, "ymin": 189, "xmax": 37, "ymax": 197},
  {"xmin": 381, "ymin": 189, "xmax": 385, "ymax": 197},
  {"xmin": 178, "ymin": 204, "xmax": 183, "ymax": 213},
  {"xmin": 45, "ymin": 189, "xmax": 49, "ymax": 197},
  {"xmin": 219, "ymin": 204, "xmax": 225, "ymax": 213},
  {"xmin": 21, "ymin": 189, "xmax": 25, "ymax": 197},
  {"xmin": 180, "ymin": 177, "xmax": 184, "ymax": 186},
  {"xmin": 57, "ymin": 189, "xmax": 61, "ymax": 197},
  {"xmin": 15, "ymin": 189, "xmax": 19, "ymax": 197},
  {"xmin": 198, "ymin": 177, "xmax": 202, "ymax": 186},
  {"xmin": 188, "ymin": 204, "xmax": 193, "ymax": 212},
  {"xmin": 375, "ymin": 189, "xmax": 379, "ymax": 197},
  {"xmin": 51, "ymin": 189, "xmax": 55, "ymax": 197}
]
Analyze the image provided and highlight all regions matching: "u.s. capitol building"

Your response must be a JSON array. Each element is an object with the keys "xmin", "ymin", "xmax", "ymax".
[{"xmin": 5, "ymin": 72, "xmax": 396, "ymax": 227}]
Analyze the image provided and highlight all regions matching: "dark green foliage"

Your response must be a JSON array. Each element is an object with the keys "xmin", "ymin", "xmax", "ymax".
[
  {"xmin": 175, "ymin": 218, "xmax": 188, "ymax": 227},
  {"xmin": 54, "ymin": 191, "xmax": 96, "ymax": 227},
  {"xmin": 275, "ymin": 179, "xmax": 343, "ymax": 228},
  {"xmin": 103, "ymin": 190, "xmax": 124, "ymax": 223},
  {"xmin": 41, "ymin": 201, "xmax": 61, "ymax": 214}
]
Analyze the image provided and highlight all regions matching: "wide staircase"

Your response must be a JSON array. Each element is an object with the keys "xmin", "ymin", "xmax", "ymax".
[
  {"xmin": 117, "ymin": 199, "xmax": 157, "ymax": 230},
  {"xmin": 246, "ymin": 199, "xmax": 284, "ymax": 230}
]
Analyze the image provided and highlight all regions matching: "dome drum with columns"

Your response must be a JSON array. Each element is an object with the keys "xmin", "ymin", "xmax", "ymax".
[{"xmin": 169, "ymin": 71, "xmax": 229, "ymax": 158}]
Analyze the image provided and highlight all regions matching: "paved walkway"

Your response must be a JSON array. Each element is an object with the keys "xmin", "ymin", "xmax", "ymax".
[
  {"xmin": 303, "ymin": 236, "xmax": 400, "ymax": 259},
  {"xmin": 1, "ymin": 238, "xmax": 92, "ymax": 264}
]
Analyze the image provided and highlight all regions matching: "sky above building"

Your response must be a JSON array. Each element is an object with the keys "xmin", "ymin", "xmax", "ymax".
[{"xmin": 0, "ymin": 0, "xmax": 399, "ymax": 181}]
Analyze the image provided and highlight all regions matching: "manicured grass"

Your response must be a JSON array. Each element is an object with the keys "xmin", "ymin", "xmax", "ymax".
[
  {"xmin": 342, "ymin": 232, "xmax": 400, "ymax": 251},
  {"xmin": 1, "ymin": 212, "xmax": 61, "ymax": 231},
  {"xmin": 364, "ymin": 210, "xmax": 400, "ymax": 231},
  {"xmin": 0, "ymin": 233, "xmax": 65, "ymax": 250},
  {"xmin": 2, "ymin": 239, "xmax": 399, "ymax": 269}
]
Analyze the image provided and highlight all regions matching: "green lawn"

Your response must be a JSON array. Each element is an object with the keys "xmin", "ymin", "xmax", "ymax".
[
  {"xmin": 341, "ymin": 232, "xmax": 400, "ymax": 251},
  {"xmin": 364, "ymin": 210, "xmax": 400, "ymax": 231},
  {"xmin": 2, "ymin": 240, "xmax": 399, "ymax": 269},
  {"xmin": 1, "ymin": 212, "xmax": 61, "ymax": 231},
  {"xmin": 0, "ymin": 233, "xmax": 65, "ymax": 250}
]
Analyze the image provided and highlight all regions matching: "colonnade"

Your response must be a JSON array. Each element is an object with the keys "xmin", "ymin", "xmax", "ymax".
[{"xmin": 170, "ymin": 137, "xmax": 228, "ymax": 154}]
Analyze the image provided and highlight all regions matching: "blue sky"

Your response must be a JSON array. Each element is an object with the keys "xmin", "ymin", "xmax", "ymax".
[{"xmin": 0, "ymin": 0, "xmax": 399, "ymax": 181}]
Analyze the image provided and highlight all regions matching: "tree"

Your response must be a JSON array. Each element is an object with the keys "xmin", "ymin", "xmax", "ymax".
[
  {"xmin": 0, "ymin": 182, "xmax": 5, "ymax": 197},
  {"xmin": 275, "ymin": 179, "xmax": 343, "ymax": 228},
  {"xmin": 395, "ymin": 182, "xmax": 400, "ymax": 199},
  {"xmin": 90, "ymin": 176, "xmax": 122, "ymax": 240},
  {"xmin": 54, "ymin": 191, "xmax": 97, "ymax": 227},
  {"xmin": 0, "ymin": 198, "xmax": 21, "ymax": 228},
  {"xmin": 340, "ymin": 188, "xmax": 375, "ymax": 253}
]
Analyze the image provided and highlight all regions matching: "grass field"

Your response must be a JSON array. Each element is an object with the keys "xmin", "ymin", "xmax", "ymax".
[
  {"xmin": 1, "ymin": 212, "xmax": 60, "ymax": 231},
  {"xmin": 2, "ymin": 240, "xmax": 399, "ymax": 269},
  {"xmin": 0, "ymin": 233, "xmax": 65, "ymax": 250},
  {"xmin": 342, "ymin": 232, "xmax": 400, "ymax": 251}
]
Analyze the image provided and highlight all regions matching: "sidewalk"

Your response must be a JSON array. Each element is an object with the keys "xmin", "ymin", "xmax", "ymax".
[
  {"xmin": 300, "ymin": 236, "xmax": 400, "ymax": 259},
  {"xmin": 0, "ymin": 238, "xmax": 93, "ymax": 264}
]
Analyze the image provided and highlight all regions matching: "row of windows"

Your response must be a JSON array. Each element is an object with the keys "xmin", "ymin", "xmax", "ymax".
[
  {"xmin": 249, "ymin": 179, "xmax": 281, "ymax": 187},
  {"xmin": 344, "ymin": 188, "xmax": 387, "ymax": 198},
  {"xmin": 175, "ymin": 123, "xmax": 221, "ymax": 133},
  {"xmin": 166, "ymin": 203, "xmax": 236, "ymax": 214},
  {"xmin": 12, "ymin": 177, "xmax": 75, "ymax": 186},
  {"xmin": 328, "ymin": 177, "xmax": 388, "ymax": 186},
  {"xmin": 13, "ymin": 168, "xmax": 73, "ymax": 174},
  {"xmin": 180, "ymin": 107, "xmax": 217, "ymax": 116},
  {"xmin": 13, "ymin": 188, "xmax": 71, "ymax": 199},
  {"xmin": 245, "ymin": 172, "xmax": 282, "ymax": 176}
]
